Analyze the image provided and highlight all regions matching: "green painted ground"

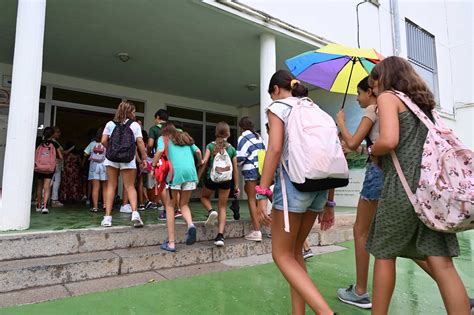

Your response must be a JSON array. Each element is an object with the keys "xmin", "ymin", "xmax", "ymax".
[
  {"xmin": 3, "ymin": 202, "xmax": 356, "ymax": 233},
  {"xmin": 3, "ymin": 232, "xmax": 473, "ymax": 315}
]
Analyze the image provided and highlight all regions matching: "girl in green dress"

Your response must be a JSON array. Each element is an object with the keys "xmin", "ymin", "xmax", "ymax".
[{"xmin": 366, "ymin": 56, "xmax": 470, "ymax": 315}]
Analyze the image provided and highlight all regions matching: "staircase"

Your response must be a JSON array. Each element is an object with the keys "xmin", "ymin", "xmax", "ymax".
[{"xmin": 0, "ymin": 214, "xmax": 355, "ymax": 306}]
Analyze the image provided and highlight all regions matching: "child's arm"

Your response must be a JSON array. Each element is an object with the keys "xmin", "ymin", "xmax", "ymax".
[{"xmin": 198, "ymin": 149, "xmax": 211, "ymax": 180}]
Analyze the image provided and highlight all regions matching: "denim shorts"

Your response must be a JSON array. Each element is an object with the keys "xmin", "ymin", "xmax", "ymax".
[
  {"xmin": 88, "ymin": 162, "xmax": 107, "ymax": 181},
  {"xmin": 360, "ymin": 162, "xmax": 384, "ymax": 201},
  {"xmin": 273, "ymin": 167, "xmax": 328, "ymax": 213}
]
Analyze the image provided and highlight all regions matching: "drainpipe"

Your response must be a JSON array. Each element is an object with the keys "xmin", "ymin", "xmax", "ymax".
[{"xmin": 390, "ymin": 0, "xmax": 401, "ymax": 56}]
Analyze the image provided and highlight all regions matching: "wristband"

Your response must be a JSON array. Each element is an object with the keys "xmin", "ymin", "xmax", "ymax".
[
  {"xmin": 256, "ymin": 193, "xmax": 268, "ymax": 200},
  {"xmin": 326, "ymin": 200, "xmax": 336, "ymax": 208},
  {"xmin": 255, "ymin": 185, "xmax": 273, "ymax": 197},
  {"xmin": 367, "ymin": 145, "xmax": 373, "ymax": 156}
]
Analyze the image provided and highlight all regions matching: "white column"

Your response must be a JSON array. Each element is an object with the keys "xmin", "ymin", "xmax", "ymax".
[
  {"xmin": 260, "ymin": 33, "xmax": 276, "ymax": 142},
  {"xmin": 0, "ymin": 0, "xmax": 47, "ymax": 231}
]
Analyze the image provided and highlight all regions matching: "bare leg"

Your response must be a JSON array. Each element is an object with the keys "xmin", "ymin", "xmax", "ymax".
[
  {"xmin": 91, "ymin": 180, "xmax": 100, "ymax": 209},
  {"xmin": 371, "ymin": 258, "xmax": 396, "ymax": 315},
  {"xmin": 244, "ymin": 180, "xmax": 260, "ymax": 231},
  {"xmin": 292, "ymin": 211, "xmax": 321, "ymax": 315},
  {"xmin": 353, "ymin": 198, "xmax": 378, "ymax": 294},
  {"xmin": 142, "ymin": 185, "xmax": 149, "ymax": 204},
  {"xmin": 217, "ymin": 188, "xmax": 230, "ymax": 234},
  {"xmin": 271, "ymin": 209, "xmax": 333, "ymax": 315},
  {"xmin": 100, "ymin": 181, "xmax": 107, "ymax": 206},
  {"xmin": 121, "ymin": 169, "xmax": 138, "ymax": 211},
  {"xmin": 166, "ymin": 189, "xmax": 178, "ymax": 249},
  {"xmin": 200, "ymin": 186, "xmax": 214, "ymax": 211},
  {"xmin": 178, "ymin": 190, "xmax": 193, "ymax": 226},
  {"xmin": 138, "ymin": 175, "xmax": 144, "ymax": 205},
  {"xmin": 426, "ymin": 256, "xmax": 469, "ymax": 314},
  {"xmin": 36, "ymin": 179, "xmax": 43, "ymax": 205},
  {"xmin": 123, "ymin": 183, "xmax": 129, "ymax": 205},
  {"xmin": 105, "ymin": 167, "xmax": 119, "ymax": 216},
  {"xmin": 43, "ymin": 178, "xmax": 52, "ymax": 206},
  {"xmin": 303, "ymin": 239, "xmax": 311, "ymax": 252}
]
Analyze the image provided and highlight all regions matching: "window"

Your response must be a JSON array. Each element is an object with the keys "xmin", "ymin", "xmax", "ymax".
[
  {"xmin": 167, "ymin": 105, "xmax": 238, "ymax": 151},
  {"xmin": 52, "ymin": 88, "xmax": 145, "ymax": 113},
  {"xmin": 406, "ymin": 19, "xmax": 439, "ymax": 102}
]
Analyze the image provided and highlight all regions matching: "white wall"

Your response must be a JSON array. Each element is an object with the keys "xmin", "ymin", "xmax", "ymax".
[
  {"xmin": 0, "ymin": 63, "xmax": 239, "ymax": 130},
  {"xmin": 240, "ymin": 0, "xmax": 473, "ymax": 148}
]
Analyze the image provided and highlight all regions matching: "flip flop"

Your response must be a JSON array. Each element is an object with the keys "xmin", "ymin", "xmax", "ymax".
[{"xmin": 160, "ymin": 240, "xmax": 176, "ymax": 252}]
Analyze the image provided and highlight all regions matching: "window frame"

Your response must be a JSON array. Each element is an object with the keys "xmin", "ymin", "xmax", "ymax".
[
  {"xmin": 405, "ymin": 18, "xmax": 440, "ymax": 105},
  {"xmin": 166, "ymin": 103, "xmax": 238, "ymax": 151}
]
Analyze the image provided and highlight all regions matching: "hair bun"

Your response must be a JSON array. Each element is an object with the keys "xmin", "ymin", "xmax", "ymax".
[{"xmin": 290, "ymin": 79, "xmax": 300, "ymax": 89}]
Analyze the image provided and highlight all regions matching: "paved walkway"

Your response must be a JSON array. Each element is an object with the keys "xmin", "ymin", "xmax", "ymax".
[{"xmin": 2, "ymin": 231, "xmax": 473, "ymax": 314}]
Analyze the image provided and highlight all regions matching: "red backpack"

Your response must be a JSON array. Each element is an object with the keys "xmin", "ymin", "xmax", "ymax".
[
  {"xmin": 34, "ymin": 142, "xmax": 57, "ymax": 174},
  {"xmin": 154, "ymin": 137, "xmax": 173, "ymax": 196}
]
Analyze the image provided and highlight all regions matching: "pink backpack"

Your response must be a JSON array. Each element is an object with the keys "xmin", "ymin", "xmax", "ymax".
[
  {"xmin": 90, "ymin": 144, "xmax": 106, "ymax": 163},
  {"xmin": 34, "ymin": 142, "xmax": 57, "ymax": 174},
  {"xmin": 390, "ymin": 91, "xmax": 474, "ymax": 233}
]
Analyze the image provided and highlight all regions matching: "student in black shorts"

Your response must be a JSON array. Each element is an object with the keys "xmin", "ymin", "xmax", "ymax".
[
  {"xmin": 198, "ymin": 122, "xmax": 239, "ymax": 247},
  {"xmin": 34, "ymin": 127, "xmax": 63, "ymax": 214}
]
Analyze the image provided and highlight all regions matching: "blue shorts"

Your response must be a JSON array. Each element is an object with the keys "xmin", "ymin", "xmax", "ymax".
[
  {"xmin": 88, "ymin": 162, "xmax": 108, "ymax": 181},
  {"xmin": 273, "ymin": 167, "xmax": 328, "ymax": 213},
  {"xmin": 360, "ymin": 162, "xmax": 384, "ymax": 201}
]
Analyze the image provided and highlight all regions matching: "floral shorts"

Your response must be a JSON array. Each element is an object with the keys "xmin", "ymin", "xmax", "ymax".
[{"xmin": 360, "ymin": 162, "xmax": 384, "ymax": 201}]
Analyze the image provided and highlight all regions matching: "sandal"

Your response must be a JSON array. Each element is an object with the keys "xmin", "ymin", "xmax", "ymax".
[{"xmin": 160, "ymin": 240, "xmax": 176, "ymax": 252}]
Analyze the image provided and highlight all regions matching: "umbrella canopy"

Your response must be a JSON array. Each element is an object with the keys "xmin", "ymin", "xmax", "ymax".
[{"xmin": 286, "ymin": 44, "xmax": 383, "ymax": 98}]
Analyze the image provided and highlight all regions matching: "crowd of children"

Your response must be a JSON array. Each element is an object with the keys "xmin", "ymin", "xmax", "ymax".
[{"xmin": 32, "ymin": 55, "xmax": 473, "ymax": 314}]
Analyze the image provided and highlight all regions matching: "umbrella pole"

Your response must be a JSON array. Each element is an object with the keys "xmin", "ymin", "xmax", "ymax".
[{"xmin": 341, "ymin": 57, "xmax": 357, "ymax": 109}]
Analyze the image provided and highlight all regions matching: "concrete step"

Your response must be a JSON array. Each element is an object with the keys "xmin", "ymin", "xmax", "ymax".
[
  {"xmin": 0, "ymin": 224, "xmax": 356, "ymax": 294},
  {"xmin": 0, "ymin": 237, "xmax": 272, "ymax": 293},
  {"xmin": 0, "ymin": 220, "xmax": 248, "ymax": 262},
  {"xmin": 0, "ymin": 214, "xmax": 356, "ymax": 262}
]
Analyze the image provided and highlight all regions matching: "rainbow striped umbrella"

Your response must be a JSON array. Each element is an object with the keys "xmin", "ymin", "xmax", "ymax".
[{"xmin": 286, "ymin": 44, "xmax": 383, "ymax": 108}]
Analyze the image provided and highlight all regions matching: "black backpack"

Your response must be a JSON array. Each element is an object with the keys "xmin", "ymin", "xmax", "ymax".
[{"xmin": 106, "ymin": 120, "xmax": 136, "ymax": 163}]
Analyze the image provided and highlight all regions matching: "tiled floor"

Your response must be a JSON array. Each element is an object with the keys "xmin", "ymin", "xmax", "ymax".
[{"xmin": 5, "ymin": 202, "xmax": 356, "ymax": 233}]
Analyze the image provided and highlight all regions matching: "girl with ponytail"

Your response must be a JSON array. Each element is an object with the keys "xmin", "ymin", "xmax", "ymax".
[{"xmin": 199, "ymin": 122, "xmax": 240, "ymax": 247}]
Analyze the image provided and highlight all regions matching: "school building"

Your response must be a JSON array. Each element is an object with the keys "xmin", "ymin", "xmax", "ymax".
[{"xmin": 0, "ymin": 0, "xmax": 472, "ymax": 231}]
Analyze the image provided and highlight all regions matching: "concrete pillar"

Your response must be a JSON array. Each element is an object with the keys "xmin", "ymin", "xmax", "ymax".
[
  {"xmin": 259, "ymin": 33, "xmax": 276, "ymax": 142},
  {"xmin": 0, "ymin": 0, "xmax": 47, "ymax": 231}
]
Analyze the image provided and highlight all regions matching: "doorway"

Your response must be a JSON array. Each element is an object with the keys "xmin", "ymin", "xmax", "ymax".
[{"xmin": 53, "ymin": 106, "xmax": 114, "ymax": 150}]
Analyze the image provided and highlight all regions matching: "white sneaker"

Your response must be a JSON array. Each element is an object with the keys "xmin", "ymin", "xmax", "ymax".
[
  {"xmin": 41, "ymin": 207, "xmax": 49, "ymax": 214},
  {"xmin": 51, "ymin": 200, "xmax": 64, "ymax": 208},
  {"xmin": 101, "ymin": 215, "xmax": 112, "ymax": 227},
  {"xmin": 35, "ymin": 204, "xmax": 42, "ymax": 212},
  {"xmin": 120, "ymin": 204, "xmax": 132, "ymax": 213},
  {"xmin": 205, "ymin": 211, "xmax": 218, "ymax": 228},
  {"xmin": 245, "ymin": 230, "xmax": 262, "ymax": 242},
  {"xmin": 131, "ymin": 211, "xmax": 144, "ymax": 228}
]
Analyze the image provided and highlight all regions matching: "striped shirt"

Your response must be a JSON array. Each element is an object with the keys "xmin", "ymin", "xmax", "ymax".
[{"xmin": 237, "ymin": 130, "xmax": 265, "ymax": 180}]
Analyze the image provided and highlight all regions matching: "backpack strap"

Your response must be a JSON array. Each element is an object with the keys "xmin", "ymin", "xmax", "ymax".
[
  {"xmin": 124, "ymin": 119, "xmax": 133, "ymax": 127},
  {"xmin": 163, "ymin": 137, "xmax": 173, "ymax": 184},
  {"xmin": 390, "ymin": 151, "xmax": 418, "ymax": 206},
  {"xmin": 280, "ymin": 160, "xmax": 291, "ymax": 233},
  {"xmin": 387, "ymin": 90, "xmax": 443, "ymax": 132}
]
